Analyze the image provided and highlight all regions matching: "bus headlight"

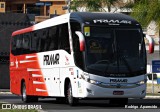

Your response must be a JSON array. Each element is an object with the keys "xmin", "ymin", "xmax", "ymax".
[
  {"xmin": 81, "ymin": 73, "xmax": 90, "ymax": 82},
  {"xmin": 90, "ymin": 79, "xmax": 110, "ymax": 87},
  {"xmin": 137, "ymin": 79, "xmax": 147, "ymax": 85},
  {"xmin": 90, "ymin": 79, "xmax": 101, "ymax": 85}
]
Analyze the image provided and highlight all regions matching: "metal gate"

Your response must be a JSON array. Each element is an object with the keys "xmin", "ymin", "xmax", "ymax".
[{"xmin": 0, "ymin": 13, "xmax": 31, "ymax": 89}]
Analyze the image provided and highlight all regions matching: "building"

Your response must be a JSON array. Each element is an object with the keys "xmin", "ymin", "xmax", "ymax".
[{"xmin": 0, "ymin": 0, "xmax": 67, "ymax": 22}]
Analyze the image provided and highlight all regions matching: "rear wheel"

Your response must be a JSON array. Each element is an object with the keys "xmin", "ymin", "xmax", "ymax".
[
  {"xmin": 67, "ymin": 82, "xmax": 78, "ymax": 106},
  {"xmin": 22, "ymin": 82, "xmax": 38, "ymax": 103},
  {"xmin": 22, "ymin": 82, "xmax": 31, "ymax": 103}
]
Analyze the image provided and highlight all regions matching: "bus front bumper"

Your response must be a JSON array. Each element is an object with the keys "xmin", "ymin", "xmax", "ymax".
[{"xmin": 77, "ymin": 81, "xmax": 146, "ymax": 98}]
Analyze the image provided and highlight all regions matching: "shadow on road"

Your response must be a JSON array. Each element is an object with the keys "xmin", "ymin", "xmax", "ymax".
[{"xmin": 0, "ymin": 94, "xmax": 160, "ymax": 109}]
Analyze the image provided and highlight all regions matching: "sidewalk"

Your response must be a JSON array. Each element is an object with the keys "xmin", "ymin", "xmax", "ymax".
[
  {"xmin": 0, "ymin": 89, "xmax": 11, "ymax": 94},
  {"xmin": 145, "ymin": 95, "xmax": 160, "ymax": 99},
  {"xmin": 0, "ymin": 89, "xmax": 10, "ymax": 92}
]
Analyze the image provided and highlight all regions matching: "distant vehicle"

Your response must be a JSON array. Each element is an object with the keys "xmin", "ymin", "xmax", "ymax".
[{"xmin": 10, "ymin": 12, "xmax": 154, "ymax": 106}]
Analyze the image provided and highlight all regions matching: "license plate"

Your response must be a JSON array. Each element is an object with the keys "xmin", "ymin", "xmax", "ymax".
[{"xmin": 113, "ymin": 91, "xmax": 124, "ymax": 95}]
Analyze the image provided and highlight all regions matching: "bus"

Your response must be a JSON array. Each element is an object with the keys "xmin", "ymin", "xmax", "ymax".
[{"xmin": 10, "ymin": 12, "xmax": 154, "ymax": 106}]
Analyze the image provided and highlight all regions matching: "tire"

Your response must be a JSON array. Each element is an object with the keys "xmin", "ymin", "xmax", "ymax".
[
  {"xmin": 109, "ymin": 98, "xmax": 128, "ymax": 106},
  {"xmin": 67, "ymin": 82, "xmax": 78, "ymax": 106},
  {"xmin": 22, "ymin": 82, "xmax": 31, "ymax": 103},
  {"xmin": 22, "ymin": 82, "xmax": 38, "ymax": 103}
]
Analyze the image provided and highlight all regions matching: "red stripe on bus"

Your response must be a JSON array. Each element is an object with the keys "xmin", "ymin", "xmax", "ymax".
[{"xmin": 12, "ymin": 26, "xmax": 34, "ymax": 36}]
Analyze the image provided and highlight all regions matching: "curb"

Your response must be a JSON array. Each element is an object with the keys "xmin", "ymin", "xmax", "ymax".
[
  {"xmin": 0, "ymin": 92, "xmax": 11, "ymax": 94},
  {"xmin": 145, "ymin": 96, "xmax": 160, "ymax": 99}
]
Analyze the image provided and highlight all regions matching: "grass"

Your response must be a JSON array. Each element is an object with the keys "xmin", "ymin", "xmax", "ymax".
[
  {"xmin": 147, "ymin": 83, "xmax": 160, "ymax": 87},
  {"xmin": 0, "ymin": 110, "xmax": 38, "ymax": 112},
  {"xmin": 147, "ymin": 83, "xmax": 160, "ymax": 95},
  {"xmin": 146, "ymin": 93, "xmax": 160, "ymax": 96}
]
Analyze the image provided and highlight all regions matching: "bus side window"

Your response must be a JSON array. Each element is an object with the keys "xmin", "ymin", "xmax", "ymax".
[
  {"xmin": 44, "ymin": 28, "xmax": 51, "ymax": 51},
  {"xmin": 37, "ymin": 29, "xmax": 44, "ymax": 52},
  {"xmin": 48, "ymin": 26, "xmax": 58, "ymax": 51},
  {"xmin": 11, "ymin": 37, "xmax": 17, "ymax": 55},
  {"xmin": 22, "ymin": 33, "xmax": 30, "ymax": 54},
  {"xmin": 58, "ymin": 23, "xmax": 71, "ymax": 54},
  {"xmin": 16, "ymin": 36, "xmax": 23, "ymax": 55},
  {"xmin": 30, "ymin": 31, "xmax": 38, "ymax": 53}
]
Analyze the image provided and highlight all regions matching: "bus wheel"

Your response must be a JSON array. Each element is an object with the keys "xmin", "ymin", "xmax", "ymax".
[
  {"xmin": 67, "ymin": 83, "xmax": 78, "ymax": 106},
  {"xmin": 109, "ymin": 98, "xmax": 128, "ymax": 106},
  {"xmin": 22, "ymin": 82, "xmax": 31, "ymax": 103}
]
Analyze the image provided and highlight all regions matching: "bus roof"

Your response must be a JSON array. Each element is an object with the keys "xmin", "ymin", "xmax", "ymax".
[
  {"xmin": 12, "ymin": 12, "xmax": 140, "ymax": 37},
  {"xmin": 70, "ymin": 12, "xmax": 140, "ymax": 26},
  {"xmin": 12, "ymin": 13, "xmax": 70, "ymax": 36}
]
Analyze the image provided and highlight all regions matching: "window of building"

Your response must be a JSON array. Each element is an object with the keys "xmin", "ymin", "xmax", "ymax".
[{"xmin": 1, "ymin": 3, "xmax": 4, "ymax": 8}]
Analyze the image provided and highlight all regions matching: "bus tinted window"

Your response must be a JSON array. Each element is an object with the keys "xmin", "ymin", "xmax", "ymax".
[
  {"xmin": 70, "ymin": 21, "xmax": 83, "ymax": 69},
  {"xmin": 58, "ymin": 23, "xmax": 71, "ymax": 54},
  {"xmin": 23, "ymin": 34, "xmax": 30, "ymax": 54},
  {"xmin": 11, "ymin": 37, "xmax": 17, "ymax": 55},
  {"xmin": 11, "ymin": 23, "xmax": 71, "ymax": 55},
  {"xmin": 30, "ymin": 32, "xmax": 38, "ymax": 53}
]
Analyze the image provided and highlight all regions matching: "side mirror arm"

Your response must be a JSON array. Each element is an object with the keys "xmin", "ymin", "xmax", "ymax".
[
  {"xmin": 145, "ymin": 34, "xmax": 154, "ymax": 54},
  {"xmin": 75, "ymin": 31, "xmax": 85, "ymax": 51}
]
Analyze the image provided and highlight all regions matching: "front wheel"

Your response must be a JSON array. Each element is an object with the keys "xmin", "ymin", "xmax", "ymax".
[{"xmin": 67, "ymin": 83, "xmax": 78, "ymax": 106}]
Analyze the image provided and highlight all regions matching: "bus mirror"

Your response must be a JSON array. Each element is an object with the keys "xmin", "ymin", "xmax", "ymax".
[
  {"xmin": 145, "ymin": 34, "xmax": 154, "ymax": 54},
  {"xmin": 75, "ymin": 31, "xmax": 85, "ymax": 51}
]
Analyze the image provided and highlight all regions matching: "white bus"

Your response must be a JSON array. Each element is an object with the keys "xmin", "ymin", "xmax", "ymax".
[{"xmin": 10, "ymin": 12, "xmax": 154, "ymax": 106}]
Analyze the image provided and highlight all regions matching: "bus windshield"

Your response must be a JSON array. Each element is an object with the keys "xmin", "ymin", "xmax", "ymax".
[{"xmin": 85, "ymin": 27, "xmax": 146, "ymax": 77}]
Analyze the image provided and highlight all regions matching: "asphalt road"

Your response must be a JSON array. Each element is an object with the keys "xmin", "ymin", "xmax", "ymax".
[{"xmin": 0, "ymin": 94, "xmax": 160, "ymax": 112}]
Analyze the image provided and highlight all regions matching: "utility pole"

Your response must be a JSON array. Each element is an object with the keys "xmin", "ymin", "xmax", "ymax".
[
  {"xmin": 67, "ymin": 0, "xmax": 71, "ymax": 13},
  {"xmin": 62, "ymin": 0, "xmax": 71, "ymax": 13}
]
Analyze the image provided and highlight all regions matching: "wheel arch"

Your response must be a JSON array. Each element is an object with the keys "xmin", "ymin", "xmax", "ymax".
[
  {"xmin": 21, "ymin": 79, "xmax": 25, "ymax": 95},
  {"xmin": 64, "ymin": 78, "xmax": 71, "ymax": 97}
]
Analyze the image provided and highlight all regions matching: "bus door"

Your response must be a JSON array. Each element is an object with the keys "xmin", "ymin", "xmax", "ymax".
[{"xmin": 43, "ymin": 67, "xmax": 61, "ymax": 96}]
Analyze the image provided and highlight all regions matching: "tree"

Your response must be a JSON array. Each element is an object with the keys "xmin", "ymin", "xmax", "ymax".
[
  {"xmin": 131, "ymin": 0, "xmax": 160, "ymax": 28},
  {"xmin": 70, "ymin": 0, "xmax": 133, "ymax": 12}
]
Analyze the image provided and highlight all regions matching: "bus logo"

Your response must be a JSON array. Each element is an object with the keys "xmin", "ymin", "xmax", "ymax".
[
  {"xmin": 93, "ymin": 19, "xmax": 131, "ymax": 24},
  {"xmin": 43, "ymin": 54, "xmax": 60, "ymax": 65}
]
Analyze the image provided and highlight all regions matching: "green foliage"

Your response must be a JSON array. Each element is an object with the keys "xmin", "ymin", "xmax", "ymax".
[
  {"xmin": 131, "ymin": 0, "xmax": 160, "ymax": 28},
  {"xmin": 70, "ymin": 0, "xmax": 129, "ymax": 12}
]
